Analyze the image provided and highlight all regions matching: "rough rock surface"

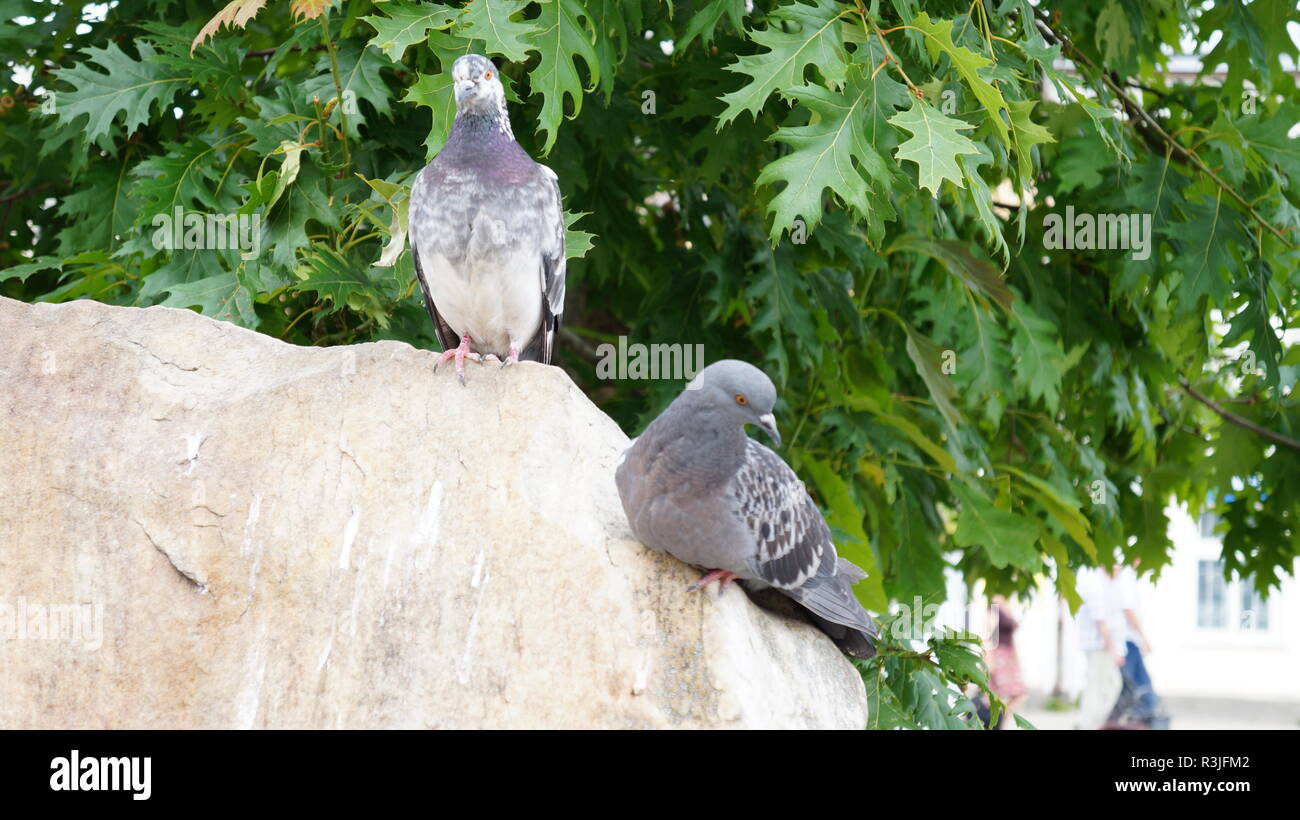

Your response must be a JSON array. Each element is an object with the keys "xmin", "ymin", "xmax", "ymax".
[{"xmin": 0, "ymin": 296, "xmax": 868, "ymax": 728}]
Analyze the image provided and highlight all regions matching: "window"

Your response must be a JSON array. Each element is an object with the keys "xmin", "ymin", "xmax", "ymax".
[
  {"xmin": 1197, "ymin": 560, "xmax": 1227, "ymax": 628},
  {"xmin": 1240, "ymin": 584, "xmax": 1270, "ymax": 631},
  {"xmin": 1198, "ymin": 510, "xmax": 1219, "ymax": 538},
  {"xmin": 1196, "ymin": 558, "xmax": 1273, "ymax": 633}
]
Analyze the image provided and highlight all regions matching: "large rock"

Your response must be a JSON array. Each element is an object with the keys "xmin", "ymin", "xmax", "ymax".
[{"xmin": 0, "ymin": 296, "xmax": 867, "ymax": 728}]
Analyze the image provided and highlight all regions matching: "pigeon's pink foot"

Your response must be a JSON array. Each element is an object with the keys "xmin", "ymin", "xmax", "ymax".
[
  {"xmin": 433, "ymin": 333, "xmax": 483, "ymax": 385},
  {"xmin": 686, "ymin": 569, "xmax": 741, "ymax": 597},
  {"xmin": 500, "ymin": 346, "xmax": 521, "ymax": 368}
]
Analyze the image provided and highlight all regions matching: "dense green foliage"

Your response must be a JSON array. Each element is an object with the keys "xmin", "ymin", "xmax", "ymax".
[{"xmin": 4, "ymin": 0, "xmax": 1299, "ymax": 728}]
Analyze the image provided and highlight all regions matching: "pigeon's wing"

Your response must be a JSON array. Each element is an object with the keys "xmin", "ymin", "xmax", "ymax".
[
  {"xmin": 408, "ymin": 164, "xmax": 460, "ymax": 353},
  {"xmin": 411, "ymin": 241, "xmax": 458, "ymax": 352},
  {"xmin": 733, "ymin": 440, "xmax": 878, "ymax": 641},
  {"xmin": 535, "ymin": 163, "xmax": 566, "ymax": 364},
  {"xmin": 733, "ymin": 440, "xmax": 832, "ymax": 590}
]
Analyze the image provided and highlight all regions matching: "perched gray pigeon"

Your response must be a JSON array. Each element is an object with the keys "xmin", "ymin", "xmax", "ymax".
[
  {"xmin": 408, "ymin": 54, "xmax": 566, "ymax": 383},
  {"xmin": 615, "ymin": 360, "xmax": 879, "ymax": 659}
]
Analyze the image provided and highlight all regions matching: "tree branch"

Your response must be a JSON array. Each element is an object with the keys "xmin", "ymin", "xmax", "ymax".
[
  {"xmin": 1180, "ymin": 381, "xmax": 1300, "ymax": 454},
  {"xmin": 1034, "ymin": 11, "xmax": 1295, "ymax": 250}
]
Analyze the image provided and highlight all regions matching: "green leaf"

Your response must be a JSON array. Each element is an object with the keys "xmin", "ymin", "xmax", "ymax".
[
  {"xmin": 459, "ymin": 0, "xmax": 539, "ymax": 63},
  {"xmin": 49, "ymin": 41, "xmax": 188, "ymax": 149},
  {"xmin": 1040, "ymin": 532, "xmax": 1083, "ymax": 613},
  {"xmin": 363, "ymin": 0, "xmax": 458, "ymax": 62},
  {"xmin": 262, "ymin": 165, "xmax": 340, "ymax": 269},
  {"xmin": 564, "ymin": 210, "xmax": 596, "ymax": 259},
  {"xmin": 526, "ymin": 0, "xmax": 600, "ymax": 154},
  {"xmin": 1009, "ymin": 301, "xmax": 1069, "ymax": 413},
  {"xmin": 903, "ymin": 321, "xmax": 963, "ymax": 436},
  {"xmin": 803, "ymin": 456, "xmax": 887, "ymax": 612},
  {"xmin": 892, "ymin": 236, "xmax": 1012, "ymax": 309},
  {"xmin": 295, "ymin": 247, "xmax": 387, "ymax": 320},
  {"xmin": 754, "ymin": 64, "xmax": 904, "ymax": 243},
  {"xmin": 716, "ymin": 0, "xmax": 848, "ymax": 127},
  {"xmin": 951, "ymin": 484, "xmax": 1040, "ymax": 570},
  {"xmin": 678, "ymin": 0, "xmax": 747, "ymax": 51},
  {"xmin": 304, "ymin": 43, "xmax": 395, "ymax": 139},
  {"xmin": 1164, "ymin": 195, "xmax": 1246, "ymax": 316},
  {"xmin": 910, "ymin": 11, "xmax": 1009, "ymax": 146},
  {"xmin": 55, "ymin": 159, "xmax": 140, "ymax": 256},
  {"xmin": 131, "ymin": 139, "xmax": 231, "ymax": 221},
  {"xmin": 956, "ymin": 145, "xmax": 1010, "ymax": 264},
  {"xmin": 402, "ymin": 32, "xmax": 481, "ymax": 157},
  {"xmin": 1007, "ymin": 98, "xmax": 1055, "ymax": 184},
  {"xmin": 931, "ymin": 638, "xmax": 988, "ymax": 688},
  {"xmin": 1094, "ymin": 1, "xmax": 1135, "ymax": 70},
  {"xmin": 888, "ymin": 99, "xmax": 980, "ymax": 196},
  {"xmin": 158, "ymin": 271, "xmax": 258, "ymax": 328}
]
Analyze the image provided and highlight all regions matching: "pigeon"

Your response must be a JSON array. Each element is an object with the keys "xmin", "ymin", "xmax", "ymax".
[
  {"xmin": 408, "ymin": 54, "xmax": 566, "ymax": 383},
  {"xmin": 615, "ymin": 359, "xmax": 879, "ymax": 659}
]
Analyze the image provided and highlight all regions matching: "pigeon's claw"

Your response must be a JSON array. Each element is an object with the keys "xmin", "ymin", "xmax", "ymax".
[
  {"xmin": 686, "ymin": 569, "xmax": 742, "ymax": 597},
  {"xmin": 433, "ymin": 333, "xmax": 480, "ymax": 385},
  {"xmin": 500, "ymin": 346, "xmax": 521, "ymax": 368}
]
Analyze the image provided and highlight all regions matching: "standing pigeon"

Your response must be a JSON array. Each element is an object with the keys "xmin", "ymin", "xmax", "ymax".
[
  {"xmin": 615, "ymin": 360, "xmax": 879, "ymax": 659},
  {"xmin": 408, "ymin": 54, "xmax": 566, "ymax": 383}
]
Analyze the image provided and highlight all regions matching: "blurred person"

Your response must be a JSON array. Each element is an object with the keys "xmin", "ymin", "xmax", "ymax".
[
  {"xmin": 1107, "ymin": 560, "xmax": 1166, "ymax": 729},
  {"xmin": 1074, "ymin": 565, "xmax": 1126, "ymax": 730},
  {"xmin": 987, "ymin": 595, "xmax": 1027, "ymax": 728}
]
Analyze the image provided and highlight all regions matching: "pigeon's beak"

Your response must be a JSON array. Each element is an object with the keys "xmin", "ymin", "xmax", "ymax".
[
  {"xmin": 454, "ymin": 79, "xmax": 475, "ymax": 103},
  {"xmin": 757, "ymin": 413, "xmax": 781, "ymax": 447}
]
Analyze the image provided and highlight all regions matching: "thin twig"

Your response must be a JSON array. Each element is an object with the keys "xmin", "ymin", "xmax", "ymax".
[
  {"xmin": 1180, "ymin": 381, "xmax": 1300, "ymax": 454},
  {"xmin": 1034, "ymin": 11, "xmax": 1294, "ymax": 249}
]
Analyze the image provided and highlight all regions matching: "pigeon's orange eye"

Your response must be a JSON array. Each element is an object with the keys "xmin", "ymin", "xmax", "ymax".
[
  {"xmin": 485, "ymin": 70, "xmax": 493, "ymax": 80},
  {"xmin": 735, "ymin": 394, "xmax": 748, "ymax": 406}
]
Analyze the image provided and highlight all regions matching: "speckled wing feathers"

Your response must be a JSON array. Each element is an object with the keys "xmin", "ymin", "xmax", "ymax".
[{"xmin": 732, "ymin": 439, "xmax": 827, "ymax": 590}]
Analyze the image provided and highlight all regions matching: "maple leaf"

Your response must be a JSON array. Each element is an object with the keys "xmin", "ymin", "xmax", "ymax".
[
  {"xmin": 460, "ymin": 0, "xmax": 539, "ymax": 63},
  {"xmin": 291, "ymin": 0, "xmax": 334, "ymax": 22},
  {"xmin": 951, "ymin": 484, "xmax": 1040, "ymax": 570},
  {"xmin": 192, "ymin": 0, "xmax": 267, "ymax": 53},
  {"xmin": 402, "ymin": 32, "xmax": 481, "ymax": 157},
  {"xmin": 1009, "ymin": 301, "xmax": 1070, "ymax": 413},
  {"xmin": 159, "ymin": 270, "xmax": 259, "ymax": 328},
  {"xmin": 295, "ymin": 247, "xmax": 386, "ymax": 319},
  {"xmin": 1164, "ymin": 195, "xmax": 1247, "ymax": 316},
  {"xmin": 363, "ymin": 0, "xmax": 459, "ymax": 62},
  {"xmin": 1007, "ymin": 98, "xmax": 1055, "ymax": 184},
  {"xmin": 888, "ymin": 99, "xmax": 980, "ymax": 196},
  {"xmin": 303, "ymin": 43, "xmax": 395, "ymax": 138},
  {"xmin": 910, "ymin": 11, "xmax": 1010, "ymax": 147},
  {"xmin": 716, "ymin": 0, "xmax": 849, "ymax": 127},
  {"xmin": 526, "ymin": 0, "xmax": 599, "ymax": 154},
  {"xmin": 50, "ymin": 41, "xmax": 188, "ymax": 149},
  {"xmin": 754, "ymin": 66, "xmax": 904, "ymax": 243}
]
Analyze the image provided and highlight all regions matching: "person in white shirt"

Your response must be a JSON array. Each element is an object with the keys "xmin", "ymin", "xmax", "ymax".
[
  {"xmin": 1109, "ymin": 562, "xmax": 1162, "ymax": 726},
  {"xmin": 1074, "ymin": 565, "xmax": 1125, "ymax": 729}
]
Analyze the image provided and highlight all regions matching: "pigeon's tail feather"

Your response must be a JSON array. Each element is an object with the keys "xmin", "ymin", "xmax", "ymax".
[
  {"xmin": 806, "ymin": 611, "xmax": 878, "ymax": 660},
  {"xmin": 787, "ymin": 573, "xmax": 879, "ymax": 659}
]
